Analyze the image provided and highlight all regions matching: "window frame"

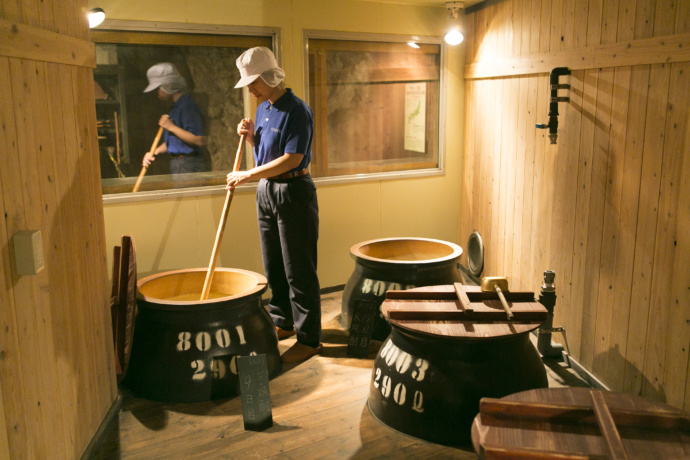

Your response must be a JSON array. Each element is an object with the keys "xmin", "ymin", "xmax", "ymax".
[
  {"xmin": 94, "ymin": 20, "xmax": 281, "ymax": 204},
  {"xmin": 303, "ymin": 30, "xmax": 448, "ymax": 186}
]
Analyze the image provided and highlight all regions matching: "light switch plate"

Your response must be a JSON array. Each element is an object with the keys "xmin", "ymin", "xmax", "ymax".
[{"xmin": 13, "ymin": 230, "xmax": 45, "ymax": 276}]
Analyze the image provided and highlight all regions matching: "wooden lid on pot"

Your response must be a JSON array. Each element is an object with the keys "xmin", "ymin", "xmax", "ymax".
[{"xmin": 381, "ymin": 284, "xmax": 547, "ymax": 339}]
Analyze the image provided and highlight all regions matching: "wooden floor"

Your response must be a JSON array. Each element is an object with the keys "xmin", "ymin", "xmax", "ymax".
[{"xmin": 92, "ymin": 289, "xmax": 590, "ymax": 459}]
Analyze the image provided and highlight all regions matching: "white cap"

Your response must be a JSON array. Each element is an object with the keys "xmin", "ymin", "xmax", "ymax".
[
  {"xmin": 234, "ymin": 47, "xmax": 285, "ymax": 89},
  {"xmin": 144, "ymin": 63, "xmax": 186, "ymax": 93}
]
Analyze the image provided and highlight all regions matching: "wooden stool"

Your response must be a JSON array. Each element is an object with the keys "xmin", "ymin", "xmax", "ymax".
[
  {"xmin": 367, "ymin": 284, "xmax": 548, "ymax": 446},
  {"xmin": 472, "ymin": 387, "xmax": 690, "ymax": 459}
]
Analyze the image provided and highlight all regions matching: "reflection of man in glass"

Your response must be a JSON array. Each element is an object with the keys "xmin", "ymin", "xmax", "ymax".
[{"xmin": 142, "ymin": 62, "xmax": 210, "ymax": 174}]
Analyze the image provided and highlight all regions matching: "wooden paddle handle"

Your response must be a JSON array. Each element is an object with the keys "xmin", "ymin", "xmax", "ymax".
[
  {"xmin": 132, "ymin": 126, "xmax": 164, "ymax": 193},
  {"xmin": 590, "ymin": 390, "xmax": 629, "ymax": 460},
  {"xmin": 200, "ymin": 133, "xmax": 246, "ymax": 300},
  {"xmin": 495, "ymin": 286, "xmax": 514, "ymax": 320}
]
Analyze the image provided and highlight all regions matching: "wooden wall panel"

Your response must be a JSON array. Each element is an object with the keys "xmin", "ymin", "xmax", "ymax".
[
  {"xmin": 462, "ymin": 0, "xmax": 690, "ymax": 409},
  {"xmin": 0, "ymin": 55, "xmax": 32, "ymax": 459},
  {"xmin": 0, "ymin": 0, "xmax": 117, "ymax": 458}
]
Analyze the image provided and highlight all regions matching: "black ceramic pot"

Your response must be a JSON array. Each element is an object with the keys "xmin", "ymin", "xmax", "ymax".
[
  {"xmin": 341, "ymin": 238, "xmax": 464, "ymax": 340},
  {"xmin": 122, "ymin": 267, "xmax": 280, "ymax": 402},
  {"xmin": 367, "ymin": 326, "xmax": 548, "ymax": 446}
]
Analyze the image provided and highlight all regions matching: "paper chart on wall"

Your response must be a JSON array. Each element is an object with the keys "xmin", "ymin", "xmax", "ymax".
[{"xmin": 404, "ymin": 82, "xmax": 426, "ymax": 153}]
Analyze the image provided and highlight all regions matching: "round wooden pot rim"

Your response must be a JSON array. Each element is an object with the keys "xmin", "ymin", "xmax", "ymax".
[
  {"xmin": 350, "ymin": 237, "xmax": 464, "ymax": 266},
  {"xmin": 137, "ymin": 267, "xmax": 268, "ymax": 308}
]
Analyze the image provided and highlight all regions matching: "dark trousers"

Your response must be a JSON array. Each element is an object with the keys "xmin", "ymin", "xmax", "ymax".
[
  {"xmin": 170, "ymin": 153, "xmax": 209, "ymax": 174},
  {"xmin": 256, "ymin": 176, "xmax": 321, "ymax": 346}
]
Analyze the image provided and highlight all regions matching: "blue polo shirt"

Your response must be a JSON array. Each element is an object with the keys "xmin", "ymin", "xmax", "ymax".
[
  {"xmin": 254, "ymin": 88, "xmax": 313, "ymax": 171},
  {"xmin": 165, "ymin": 93, "xmax": 205, "ymax": 155}
]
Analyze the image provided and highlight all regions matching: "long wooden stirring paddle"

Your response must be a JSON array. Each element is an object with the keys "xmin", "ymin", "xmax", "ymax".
[
  {"xmin": 200, "ymin": 133, "xmax": 246, "ymax": 300},
  {"xmin": 132, "ymin": 126, "xmax": 164, "ymax": 193}
]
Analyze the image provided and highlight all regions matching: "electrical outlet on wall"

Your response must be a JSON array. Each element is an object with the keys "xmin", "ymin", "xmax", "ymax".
[{"xmin": 12, "ymin": 230, "xmax": 45, "ymax": 276}]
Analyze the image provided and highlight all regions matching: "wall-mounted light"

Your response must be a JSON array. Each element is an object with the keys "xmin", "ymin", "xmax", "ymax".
[
  {"xmin": 88, "ymin": 8, "xmax": 106, "ymax": 28},
  {"xmin": 444, "ymin": 1, "xmax": 464, "ymax": 46},
  {"xmin": 407, "ymin": 42, "xmax": 420, "ymax": 49}
]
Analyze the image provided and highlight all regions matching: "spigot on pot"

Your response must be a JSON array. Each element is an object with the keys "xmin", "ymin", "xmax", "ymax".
[
  {"xmin": 536, "ymin": 67, "xmax": 571, "ymax": 145},
  {"xmin": 537, "ymin": 270, "xmax": 565, "ymax": 359}
]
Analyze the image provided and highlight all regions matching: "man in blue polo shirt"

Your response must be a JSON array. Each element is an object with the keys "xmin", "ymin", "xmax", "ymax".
[
  {"xmin": 226, "ymin": 47, "xmax": 322, "ymax": 364},
  {"xmin": 142, "ymin": 62, "xmax": 210, "ymax": 176}
]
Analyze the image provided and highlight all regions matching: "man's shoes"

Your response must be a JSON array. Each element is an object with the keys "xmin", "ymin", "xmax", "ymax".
[
  {"xmin": 281, "ymin": 342, "xmax": 323, "ymax": 363},
  {"xmin": 276, "ymin": 326, "xmax": 296, "ymax": 340}
]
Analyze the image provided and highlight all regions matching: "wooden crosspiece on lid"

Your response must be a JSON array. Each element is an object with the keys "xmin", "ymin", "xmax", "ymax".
[{"xmin": 381, "ymin": 284, "xmax": 548, "ymax": 339}]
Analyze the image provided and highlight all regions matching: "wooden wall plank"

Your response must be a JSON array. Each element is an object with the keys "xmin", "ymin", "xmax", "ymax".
[
  {"xmin": 43, "ymin": 60, "xmax": 84, "ymax": 458},
  {"xmin": 667, "ymin": 0, "xmax": 690, "ymax": 413},
  {"xmin": 471, "ymin": 78, "xmax": 485, "ymax": 270},
  {"xmin": 550, "ymin": 0, "xmax": 563, "ymax": 51},
  {"xmin": 550, "ymin": 68, "xmax": 584, "ymax": 353},
  {"xmin": 25, "ymin": 57, "xmax": 70, "ymax": 460},
  {"xmin": 18, "ymin": 0, "xmax": 39, "ymax": 27},
  {"xmin": 460, "ymin": 80, "xmax": 475, "ymax": 256},
  {"xmin": 643, "ymin": 61, "xmax": 689, "ymax": 400},
  {"xmin": 567, "ymin": 67, "xmax": 598, "ymax": 361},
  {"xmin": 528, "ymin": 0, "xmax": 540, "ymax": 54},
  {"xmin": 515, "ymin": 0, "xmax": 541, "ymax": 291},
  {"xmin": 601, "ymin": 0, "xmax": 620, "ymax": 44},
  {"xmin": 492, "ymin": 1, "xmax": 508, "ymax": 279},
  {"xmin": 518, "ymin": 75, "xmax": 536, "ymax": 291},
  {"xmin": 538, "ymin": 0, "xmax": 551, "ymax": 53},
  {"xmin": 527, "ymin": 72, "xmax": 548, "ymax": 292},
  {"xmin": 492, "ymin": 77, "xmax": 505, "ymax": 277},
  {"xmin": 0, "ymin": 0, "xmax": 23, "ymax": 23},
  {"xmin": 584, "ymin": 0, "xmax": 618, "ymax": 374},
  {"xmin": 580, "ymin": 63, "xmax": 614, "ymax": 370},
  {"xmin": 637, "ymin": 0, "xmax": 680, "ymax": 406},
  {"xmin": 504, "ymin": 76, "xmax": 523, "ymax": 282},
  {"xmin": 677, "ymin": 104, "xmax": 690, "ymax": 412},
  {"xmin": 0, "ymin": 375, "xmax": 8, "ymax": 460},
  {"xmin": 605, "ymin": 0, "xmax": 653, "ymax": 396},
  {"xmin": 623, "ymin": 63, "xmax": 671, "ymax": 395},
  {"xmin": 593, "ymin": 65, "xmax": 631, "ymax": 383},
  {"xmin": 634, "ymin": 0, "xmax": 656, "ymax": 39},
  {"xmin": 509, "ymin": 75, "xmax": 524, "ymax": 290},
  {"xmin": 480, "ymin": 78, "xmax": 496, "ymax": 274},
  {"xmin": 8, "ymin": 57, "xmax": 51, "ymax": 458},
  {"xmin": 573, "ymin": 0, "xmax": 590, "ymax": 48},
  {"xmin": 55, "ymin": 63, "xmax": 95, "ymax": 452},
  {"xmin": 654, "ymin": 0, "xmax": 677, "ymax": 36},
  {"xmin": 70, "ymin": 64, "xmax": 106, "ymax": 438},
  {"xmin": 0, "ymin": 55, "xmax": 33, "ymax": 459},
  {"xmin": 561, "ymin": 0, "xmax": 575, "ymax": 49},
  {"xmin": 607, "ymin": 65, "xmax": 649, "ymax": 392}
]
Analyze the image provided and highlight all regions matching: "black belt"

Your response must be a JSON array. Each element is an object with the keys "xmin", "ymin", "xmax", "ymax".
[{"xmin": 267, "ymin": 168, "xmax": 309, "ymax": 180}]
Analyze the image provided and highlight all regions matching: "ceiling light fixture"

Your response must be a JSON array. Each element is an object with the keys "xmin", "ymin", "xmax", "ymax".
[
  {"xmin": 88, "ymin": 8, "xmax": 106, "ymax": 28},
  {"xmin": 444, "ymin": 1, "xmax": 465, "ymax": 46}
]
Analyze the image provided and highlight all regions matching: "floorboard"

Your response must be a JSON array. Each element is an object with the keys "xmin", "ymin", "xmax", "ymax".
[{"xmin": 91, "ymin": 289, "xmax": 589, "ymax": 459}]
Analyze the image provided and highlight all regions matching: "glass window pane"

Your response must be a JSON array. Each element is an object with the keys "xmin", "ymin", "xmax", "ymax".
[
  {"xmin": 92, "ymin": 28, "xmax": 272, "ymax": 195},
  {"xmin": 308, "ymin": 38, "xmax": 441, "ymax": 178}
]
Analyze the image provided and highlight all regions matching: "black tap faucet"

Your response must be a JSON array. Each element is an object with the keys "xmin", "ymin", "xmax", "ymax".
[{"xmin": 536, "ymin": 67, "xmax": 571, "ymax": 144}]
